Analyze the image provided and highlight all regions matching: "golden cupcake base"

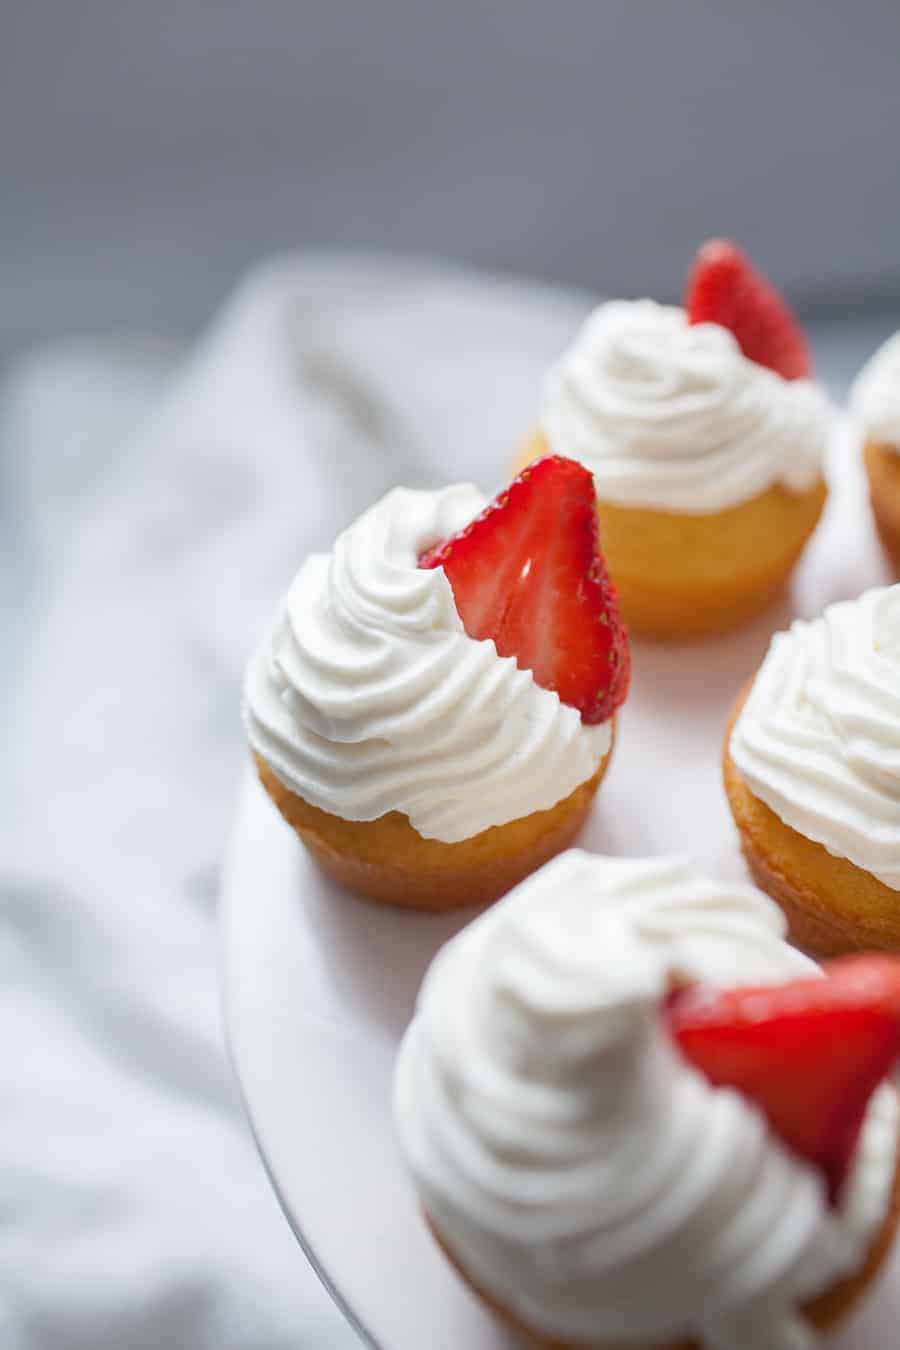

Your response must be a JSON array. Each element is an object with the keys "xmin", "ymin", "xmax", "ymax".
[
  {"xmin": 864, "ymin": 441, "xmax": 900, "ymax": 575},
  {"xmin": 514, "ymin": 431, "xmax": 827, "ymax": 641},
  {"xmin": 254, "ymin": 739, "xmax": 612, "ymax": 911},
  {"xmin": 427, "ymin": 1130, "xmax": 900, "ymax": 1349},
  {"xmin": 723, "ymin": 683, "xmax": 900, "ymax": 956}
]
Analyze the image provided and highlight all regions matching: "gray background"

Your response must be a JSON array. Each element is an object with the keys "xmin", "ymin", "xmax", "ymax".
[{"xmin": 3, "ymin": 0, "xmax": 900, "ymax": 353}]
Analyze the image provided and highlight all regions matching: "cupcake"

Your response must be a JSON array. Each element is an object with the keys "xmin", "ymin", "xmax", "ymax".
[
  {"xmin": 243, "ymin": 456, "xmax": 628, "ymax": 911},
  {"xmin": 395, "ymin": 851, "xmax": 900, "ymax": 1350},
  {"xmin": 515, "ymin": 241, "xmax": 831, "ymax": 639},
  {"xmin": 725, "ymin": 584, "xmax": 900, "ymax": 955},
  {"xmin": 850, "ymin": 332, "xmax": 900, "ymax": 573}
]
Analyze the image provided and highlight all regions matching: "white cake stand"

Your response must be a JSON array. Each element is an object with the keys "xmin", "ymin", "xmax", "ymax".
[{"xmin": 221, "ymin": 430, "xmax": 900, "ymax": 1349}]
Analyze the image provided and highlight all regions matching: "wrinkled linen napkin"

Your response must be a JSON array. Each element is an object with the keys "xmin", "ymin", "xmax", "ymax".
[{"xmin": 0, "ymin": 255, "xmax": 592, "ymax": 1349}]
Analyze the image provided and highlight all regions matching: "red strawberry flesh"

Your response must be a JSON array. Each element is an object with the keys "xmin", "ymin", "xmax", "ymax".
[
  {"xmin": 666, "ymin": 955, "xmax": 900, "ymax": 1203},
  {"xmin": 420, "ymin": 455, "xmax": 629, "ymax": 724},
  {"xmin": 684, "ymin": 238, "xmax": 812, "ymax": 381}
]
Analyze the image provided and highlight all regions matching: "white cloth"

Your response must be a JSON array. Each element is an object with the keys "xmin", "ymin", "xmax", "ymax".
[{"xmin": 0, "ymin": 256, "xmax": 592, "ymax": 1349}]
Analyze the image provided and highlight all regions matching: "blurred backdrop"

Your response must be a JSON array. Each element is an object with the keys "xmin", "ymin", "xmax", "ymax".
[{"xmin": 4, "ymin": 0, "xmax": 900, "ymax": 355}]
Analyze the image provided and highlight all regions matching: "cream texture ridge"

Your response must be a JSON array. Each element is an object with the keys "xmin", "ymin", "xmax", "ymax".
[
  {"xmin": 243, "ymin": 485, "xmax": 611, "ymax": 844},
  {"xmin": 731, "ymin": 585, "xmax": 900, "ymax": 888},
  {"xmin": 851, "ymin": 332, "xmax": 900, "ymax": 449},
  {"xmin": 540, "ymin": 299, "xmax": 830, "ymax": 513}
]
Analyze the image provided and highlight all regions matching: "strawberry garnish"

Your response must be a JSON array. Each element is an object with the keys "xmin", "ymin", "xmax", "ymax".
[
  {"xmin": 420, "ymin": 455, "xmax": 629, "ymax": 724},
  {"xmin": 666, "ymin": 955, "xmax": 900, "ymax": 1203},
  {"xmin": 684, "ymin": 238, "xmax": 812, "ymax": 380}
]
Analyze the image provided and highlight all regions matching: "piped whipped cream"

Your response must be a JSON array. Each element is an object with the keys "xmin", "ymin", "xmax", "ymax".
[
  {"xmin": 850, "ymin": 332, "xmax": 900, "ymax": 450},
  {"xmin": 243, "ymin": 485, "xmax": 612, "ymax": 844},
  {"xmin": 731, "ymin": 584, "xmax": 900, "ymax": 887},
  {"xmin": 394, "ymin": 851, "xmax": 898, "ymax": 1350},
  {"xmin": 540, "ymin": 300, "xmax": 830, "ymax": 513}
]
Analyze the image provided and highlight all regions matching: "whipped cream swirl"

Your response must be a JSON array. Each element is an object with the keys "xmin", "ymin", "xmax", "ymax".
[
  {"xmin": 731, "ymin": 584, "xmax": 900, "ymax": 887},
  {"xmin": 540, "ymin": 300, "xmax": 830, "ymax": 513},
  {"xmin": 395, "ymin": 852, "xmax": 897, "ymax": 1350},
  {"xmin": 850, "ymin": 331, "xmax": 900, "ymax": 449},
  {"xmin": 244, "ymin": 486, "xmax": 612, "ymax": 844}
]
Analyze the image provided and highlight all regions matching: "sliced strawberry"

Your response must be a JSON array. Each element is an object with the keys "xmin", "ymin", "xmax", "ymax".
[
  {"xmin": 420, "ymin": 455, "xmax": 629, "ymax": 724},
  {"xmin": 684, "ymin": 238, "xmax": 812, "ymax": 380},
  {"xmin": 666, "ymin": 955, "xmax": 900, "ymax": 1203}
]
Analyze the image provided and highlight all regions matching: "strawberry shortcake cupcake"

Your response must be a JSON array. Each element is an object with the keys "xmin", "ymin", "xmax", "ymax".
[
  {"xmin": 725, "ymin": 584, "xmax": 900, "ymax": 955},
  {"xmin": 395, "ymin": 850, "xmax": 900, "ymax": 1350},
  {"xmin": 243, "ymin": 456, "xmax": 628, "ymax": 910},
  {"xmin": 516, "ymin": 241, "xmax": 832, "ymax": 639},
  {"xmin": 850, "ymin": 331, "xmax": 900, "ymax": 573}
]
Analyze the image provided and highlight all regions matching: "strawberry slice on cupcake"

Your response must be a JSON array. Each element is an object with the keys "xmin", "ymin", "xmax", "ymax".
[
  {"xmin": 669, "ymin": 954, "xmax": 900, "ymax": 1204},
  {"xmin": 421, "ymin": 454, "xmax": 630, "ymax": 724},
  {"xmin": 685, "ymin": 237, "xmax": 812, "ymax": 381},
  {"xmin": 515, "ymin": 237, "xmax": 831, "ymax": 639}
]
